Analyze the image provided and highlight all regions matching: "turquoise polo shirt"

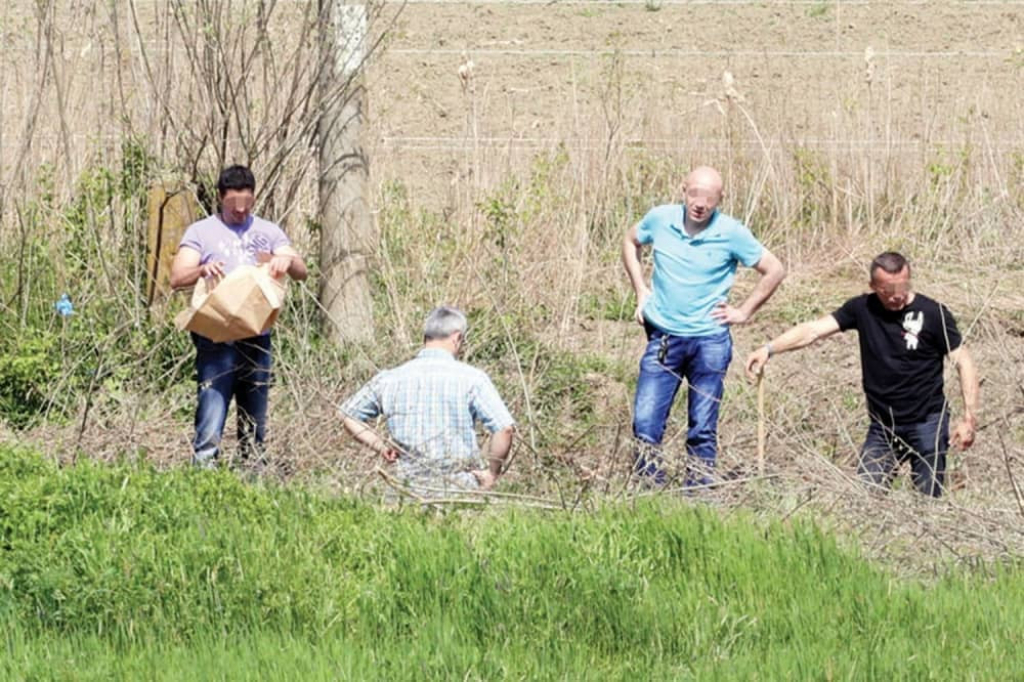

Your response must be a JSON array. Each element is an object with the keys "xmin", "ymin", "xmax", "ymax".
[{"xmin": 637, "ymin": 205, "xmax": 764, "ymax": 337}]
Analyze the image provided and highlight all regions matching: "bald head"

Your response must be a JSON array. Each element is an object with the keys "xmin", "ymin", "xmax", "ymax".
[
  {"xmin": 682, "ymin": 166, "xmax": 724, "ymax": 229},
  {"xmin": 684, "ymin": 166, "xmax": 724, "ymax": 196}
]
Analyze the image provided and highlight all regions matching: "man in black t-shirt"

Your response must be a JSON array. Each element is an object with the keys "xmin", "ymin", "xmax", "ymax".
[{"xmin": 744, "ymin": 252, "xmax": 979, "ymax": 497}]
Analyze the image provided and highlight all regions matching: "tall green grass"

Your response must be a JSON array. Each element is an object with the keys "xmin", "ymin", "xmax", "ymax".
[{"xmin": 1, "ymin": 446, "xmax": 1021, "ymax": 680}]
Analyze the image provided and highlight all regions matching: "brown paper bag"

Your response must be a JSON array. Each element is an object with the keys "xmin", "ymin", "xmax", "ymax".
[{"xmin": 174, "ymin": 264, "xmax": 287, "ymax": 343}]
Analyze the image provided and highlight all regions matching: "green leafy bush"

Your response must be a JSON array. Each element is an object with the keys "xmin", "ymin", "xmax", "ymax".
[{"xmin": 0, "ymin": 332, "xmax": 61, "ymax": 428}]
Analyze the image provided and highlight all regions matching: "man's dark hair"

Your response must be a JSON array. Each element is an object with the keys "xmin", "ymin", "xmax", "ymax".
[
  {"xmin": 870, "ymin": 251, "xmax": 910, "ymax": 279},
  {"xmin": 217, "ymin": 165, "xmax": 256, "ymax": 195}
]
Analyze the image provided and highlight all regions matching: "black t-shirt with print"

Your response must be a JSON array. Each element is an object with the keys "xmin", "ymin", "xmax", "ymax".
[{"xmin": 831, "ymin": 293, "xmax": 961, "ymax": 424}]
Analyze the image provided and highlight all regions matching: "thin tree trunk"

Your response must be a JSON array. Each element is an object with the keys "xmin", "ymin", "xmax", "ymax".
[{"xmin": 318, "ymin": 0, "xmax": 374, "ymax": 344}]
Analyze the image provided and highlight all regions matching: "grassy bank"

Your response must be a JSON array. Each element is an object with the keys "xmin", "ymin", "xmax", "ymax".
[{"xmin": 1, "ymin": 447, "xmax": 1021, "ymax": 680}]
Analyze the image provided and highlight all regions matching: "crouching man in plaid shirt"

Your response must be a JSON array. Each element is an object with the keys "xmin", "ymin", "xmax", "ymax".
[{"xmin": 340, "ymin": 306, "xmax": 515, "ymax": 497}]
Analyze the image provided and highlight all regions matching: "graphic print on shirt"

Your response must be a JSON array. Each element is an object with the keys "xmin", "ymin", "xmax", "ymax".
[
  {"xmin": 902, "ymin": 311, "xmax": 924, "ymax": 350},
  {"xmin": 216, "ymin": 231, "xmax": 272, "ymax": 270}
]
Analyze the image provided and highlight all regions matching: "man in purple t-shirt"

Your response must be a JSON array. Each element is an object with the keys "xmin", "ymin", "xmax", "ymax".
[{"xmin": 171, "ymin": 165, "xmax": 308, "ymax": 469}]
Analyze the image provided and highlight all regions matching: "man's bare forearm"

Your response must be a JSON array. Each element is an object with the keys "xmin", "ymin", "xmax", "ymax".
[
  {"xmin": 621, "ymin": 235, "xmax": 648, "ymax": 296},
  {"xmin": 769, "ymin": 319, "xmax": 833, "ymax": 354},
  {"xmin": 341, "ymin": 415, "xmax": 391, "ymax": 455},
  {"xmin": 737, "ymin": 252, "xmax": 785, "ymax": 319},
  {"xmin": 487, "ymin": 427, "xmax": 514, "ymax": 477},
  {"xmin": 745, "ymin": 314, "xmax": 841, "ymax": 380},
  {"xmin": 170, "ymin": 264, "xmax": 203, "ymax": 290},
  {"xmin": 953, "ymin": 348, "xmax": 980, "ymax": 422}
]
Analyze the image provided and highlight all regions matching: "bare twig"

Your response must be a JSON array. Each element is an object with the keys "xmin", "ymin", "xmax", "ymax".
[{"xmin": 996, "ymin": 417, "xmax": 1024, "ymax": 519}]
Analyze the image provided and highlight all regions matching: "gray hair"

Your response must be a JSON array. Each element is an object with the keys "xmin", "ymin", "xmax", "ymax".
[{"xmin": 423, "ymin": 306, "xmax": 468, "ymax": 341}]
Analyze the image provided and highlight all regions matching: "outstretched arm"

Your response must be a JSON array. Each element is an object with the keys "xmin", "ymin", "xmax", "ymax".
[
  {"xmin": 713, "ymin": 249, "xmax": 786, "ymax": 325},
  {"xmin": 948, "ymin": 346, "xmax": 979, "ymax": 449},
  {"xmin": 621, "ymin": 224, "xmax": 651, "ymax": 326},
  {"xmin": 744, "ymin": 314, "xmax": 841, "ymax": 380}
]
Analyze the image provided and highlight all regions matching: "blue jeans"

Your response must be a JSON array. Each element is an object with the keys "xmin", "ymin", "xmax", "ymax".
[
  {"xmin": 857, "ymin": 410, "xmax": 949, "ymax": 497},
  {"xmin": 191, "ymin": 332, "xmax": 272, "ymax": 468},
  {"xmin": 632, "ymin": 323, "xmax": 732, "ymax": 486}
]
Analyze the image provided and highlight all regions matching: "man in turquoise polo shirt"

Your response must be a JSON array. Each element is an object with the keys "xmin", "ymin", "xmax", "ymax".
[{"xmin": 622, "ymin": 166, "xmax": 785, "ymax": 486}]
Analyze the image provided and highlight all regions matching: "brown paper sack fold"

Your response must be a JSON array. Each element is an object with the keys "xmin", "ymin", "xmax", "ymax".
[{"xmin": 175, "ymin": 264, "xmax": 287, "ymax": 343}]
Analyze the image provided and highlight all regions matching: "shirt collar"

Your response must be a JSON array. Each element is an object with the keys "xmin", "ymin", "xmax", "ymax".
[
  {"xmin": 671, "ymin": 206, "xmax": 719, "ymax": 241},
  {"xmin": 416, "ymin": 348, "xmax": 455, "ymax": 360},
  {"xmin": 220, "ymin": 214, "xmax": 254, "ymax": 233}
]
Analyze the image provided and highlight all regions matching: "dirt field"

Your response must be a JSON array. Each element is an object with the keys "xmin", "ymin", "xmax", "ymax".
[
  {"xmin": 366, "ymin": 0, "xmax": 1024, "ymax": 201},
  {"xmin": 2, "ymin": 1, "xmax": 1021, "ymax": 206}
]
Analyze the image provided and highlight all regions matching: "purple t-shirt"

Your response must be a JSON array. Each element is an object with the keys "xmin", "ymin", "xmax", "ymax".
[{"xmin": 179, "ymin": 214, "xmax": 291, "ymax": 274}]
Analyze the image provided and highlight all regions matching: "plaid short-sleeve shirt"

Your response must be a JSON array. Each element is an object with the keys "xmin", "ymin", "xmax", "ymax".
[{"xmin": 340, "ymin": 348, "xmax": 514, "ymax": 469}]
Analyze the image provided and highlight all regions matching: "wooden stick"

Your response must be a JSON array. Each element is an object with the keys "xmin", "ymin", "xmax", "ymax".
[{"xmin": 757, "ymin": 370, "xmax": 766, "ymax": 475}]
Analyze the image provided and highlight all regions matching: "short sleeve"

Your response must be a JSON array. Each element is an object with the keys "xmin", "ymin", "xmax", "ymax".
[
  {"xmin": 831, "ymin": 296, "xmax": 860, "ymax": 332},
  {"xmin": 178, "ymin": 223, "xmax": 206, "ymax": 259},
  {"xmin": 728, "ymin": 222, "xmax": 764, "ymax": 268},
  {"xmin": 266, "ymin": 223, "xmax": 292, "ymax": 253},
  {"xmin": 635, "ymin": 208, "xmax": 659, "ymax": 245},
  {"xmin": 937, "ymin": 304, "xmax": 962, "ymax": 354},
  {"xmin": 469, "ymin": 375, "xmax": 515, "ymax": 433},
  {"xmin": 339, "ymin": 375, "xmax": 384, "ymax": 421}
]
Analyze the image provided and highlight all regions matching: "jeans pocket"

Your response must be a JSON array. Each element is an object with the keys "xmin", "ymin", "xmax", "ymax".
[{"xmin": 696, "ymin": 331, "xmax": 733, "ymax": 372}]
